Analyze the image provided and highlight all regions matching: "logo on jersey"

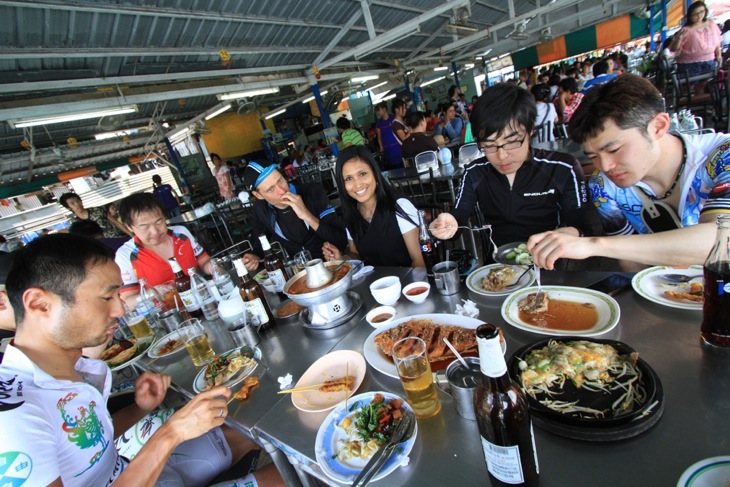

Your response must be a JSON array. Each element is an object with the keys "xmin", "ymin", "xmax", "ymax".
[{"xmin": 57, "ymin": 392, "xmax": 109, "ymax": 477}]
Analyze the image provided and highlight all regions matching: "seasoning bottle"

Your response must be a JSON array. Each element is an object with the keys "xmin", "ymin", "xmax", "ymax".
[
  {"xmin": 168, "ymin": 257, "xmax": 202, "ymax": 319},
  {"xmin": 417, "ymin": 209, "xmax": 439, "ymax": 279},
  {"xmin": 474, "ymin": 324, "xmax": 539, "ymax": 487},
  {"xmin": 701, "ymin": 214, "xmax": 730, "ymax": 347},
  {"xmin": 258, "ymin": 234, "xmax": 290, "ymax": 293},
  {"xmin": 234, "ymin": 258, "xmax": 274, "ymax": 327}
]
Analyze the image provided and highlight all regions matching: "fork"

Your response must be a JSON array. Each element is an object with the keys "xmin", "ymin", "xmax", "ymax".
[
  {"xmin": 533, "ymin": 265, "xmax": 545, "ymax": 303},
  {"xmin": 440, "ymin": 225, "xmax": 492, "ymax": 232},
  {"xmin": 352, "ymin": 412, "xmax": 414, "ymax": 486}
]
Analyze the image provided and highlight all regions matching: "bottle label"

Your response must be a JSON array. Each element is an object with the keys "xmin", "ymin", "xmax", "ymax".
[
  {"xmin": 178, "ymin": 289, "xmax": 199, "ymax": 311},
  {"xmin": 477, "ymin": 336, "xmax": 507, "ymax": 377},
  {"xmin": 420, "ymin": 243, "xmax": 433, "ymax": 253},
  {"xmin": 481, "ymin": 437, "xmax": 525, "ymax": 484},
  {"xmin": 268, "ymin": 269, "xmax": 287, "ymax": 292},
  {"xmin": 244, "ymin": 298, "xmax": 270, "ymax": 326}
]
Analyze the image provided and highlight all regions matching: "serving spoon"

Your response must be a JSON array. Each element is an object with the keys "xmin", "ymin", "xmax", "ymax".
[{"xmin": 658, "ymin": 273, "xmax": 703, "ymax": 284}]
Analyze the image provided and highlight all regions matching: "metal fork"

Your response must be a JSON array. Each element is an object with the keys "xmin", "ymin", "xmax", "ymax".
[
  {"xmin": 352, "ymin": 412, "xmax": 415, "ymax": 486},
  {"xmin": 533, "ymin": 265, "xmax": 545, "ymax": 303}
]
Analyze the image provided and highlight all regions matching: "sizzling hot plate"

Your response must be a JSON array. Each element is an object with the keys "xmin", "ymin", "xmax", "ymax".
[{"xmin": 508, "ymin": 337, "xmax": 664, "ymax": 441}]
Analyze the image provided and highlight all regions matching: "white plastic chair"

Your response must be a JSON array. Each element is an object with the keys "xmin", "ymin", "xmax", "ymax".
[
  {"xmin": 458, "ymin": 143, "xmax": 481, "ymax": 165},
  {"xmin": 414, "ymin": 151, "xmax": 439, "ymax": 171}
]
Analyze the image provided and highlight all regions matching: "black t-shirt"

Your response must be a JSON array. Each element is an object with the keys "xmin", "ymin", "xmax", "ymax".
[{"xmin": 401, "ymin": 132, "xmax": 440, "ymax": 160}]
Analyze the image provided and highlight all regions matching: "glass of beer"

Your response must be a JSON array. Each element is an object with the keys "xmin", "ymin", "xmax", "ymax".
[
  {"xmin": 178, "ymin": 318, "xmax": 215, "ymax": 367},
  {"xmin": 122, "ymin": 306, "xmax": 154, "ymax": 340},
  {"xmin": 294, "ymin": 250, "xmax": 312, "ymax": 273},
  {"xmin": 392, "ymin": 336, "xmax": 441, "ymax": 419}
]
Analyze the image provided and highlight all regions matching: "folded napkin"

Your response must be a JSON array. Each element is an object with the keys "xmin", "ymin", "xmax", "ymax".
[
  {"xmin": 454, "ymin": 299, "xmax": 479, "ymax": 318},
  {"xmin": 277, "ymin": 373, "xmax": 293, "ymax": 390},
  {"xmin": 352, "ymin": 265, "xmax": 374, "ymax": 280}
]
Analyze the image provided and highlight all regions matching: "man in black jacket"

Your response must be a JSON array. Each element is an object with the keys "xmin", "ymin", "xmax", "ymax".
[
  {"xmin": 429, "ymin": 83, "xmax": 597, "ymax": 261},
  {"xmin": 240, "ymin": 162, "xmax": 347, "ymax": 271}
]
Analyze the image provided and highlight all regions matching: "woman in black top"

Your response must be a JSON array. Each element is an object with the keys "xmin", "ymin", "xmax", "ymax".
[{"xmin": 322, "ymin": 146, "xmax": 424, "ymax": 268}]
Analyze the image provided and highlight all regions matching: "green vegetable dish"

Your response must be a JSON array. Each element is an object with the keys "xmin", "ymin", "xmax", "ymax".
[
  {"xmin": 335, "ymin": 393, "xmax": 404, "ymax": 461},
  {"xmin": 505, "ymin": 243, "xmax": 533, "ymax": 265}
]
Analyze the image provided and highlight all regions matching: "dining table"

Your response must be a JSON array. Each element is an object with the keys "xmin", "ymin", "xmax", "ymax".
[{"xmin": 140, "ymin": 265, "xmax": 730, "ymax": 487}]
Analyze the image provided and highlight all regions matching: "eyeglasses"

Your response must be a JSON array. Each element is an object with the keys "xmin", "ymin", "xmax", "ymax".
[{"xmin": 479, "ymin": 135, "xmax": 527, "ymax": 154}]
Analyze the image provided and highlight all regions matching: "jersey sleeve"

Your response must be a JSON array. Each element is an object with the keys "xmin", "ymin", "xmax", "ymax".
[
  {"xmin": 700, "ymin": 141, "xmax": 730, "ymax": 215},
  {"xmin": 0, "ymin": 406, "xmax": 62, "ymax": 485},
  {"xmin": 306, "ymin": 185, "xmax": 348, "ymax": 250},
  {"xmin": 452, "ymin": 165, "xmax": 481, "ymax": 225},
  {"xmin": 115, "ymin": 243, "xmax": 139, "ymax": 294},
  {"xmin": 172, "ymin": 225, "xmax": 207, "ymax": 259},
  {"xmin": 589, "ymin": 173, "xmax": 636, "ymax": 236}
]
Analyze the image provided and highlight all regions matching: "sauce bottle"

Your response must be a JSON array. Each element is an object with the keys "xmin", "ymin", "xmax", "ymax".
[
  {"xmin": 474, "ymin": 324, "xmax": 539, "ymax": 487},
  {"xmin": 234, "ymin": 258, "xmax": 275, "ymax": 327},
  {"xmin": 701, "ymin": 214, "xmax": 730, "ymax": 347},
  {"xmin": 258, "ymin": 234, "xmax": 290, "ymax": 293}
]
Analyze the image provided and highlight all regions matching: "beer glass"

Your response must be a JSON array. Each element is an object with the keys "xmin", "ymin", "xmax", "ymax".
[
  {"xmin": 122, "ymin": 306, "xmax": 154, "ymax": 340},
  {"xmin": 178, "ymin": 318, "xmax": 215, "ymax": 366},
  {"xmin": 294, "ymin": 250, "xmax": 312, "ymax": 273},
  {"xmin": 392, "ymin": 336, "xmax": 441, "ymax": 418}
]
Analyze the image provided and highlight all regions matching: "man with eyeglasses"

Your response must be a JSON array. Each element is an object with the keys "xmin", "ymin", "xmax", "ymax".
[
  {"xmin": 115, "ymin": 192, "xmax": 213, "ymax": 306},
  {"xmin": 527, "ymin": 74, "xmax": 730, "ymax": 270},
  {"xmin": 430, "ymin": 83, "xmax": 595, "ymax": 257},
  {"xmin": 240, "ymin": 162, "xmax": 347, "ymax": 271}
]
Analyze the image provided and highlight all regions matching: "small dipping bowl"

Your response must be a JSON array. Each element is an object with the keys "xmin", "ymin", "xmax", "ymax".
[
  {"xmin": 366, "ymin": 306, "xmax": 397, "ymax": 328},
  {"xmin": 369, "ymin": 276, "xmax": 402, "ymax": 306},
  {"xmin": 402, "ymin": 281, "xmax": 431, "ymax": 303}
]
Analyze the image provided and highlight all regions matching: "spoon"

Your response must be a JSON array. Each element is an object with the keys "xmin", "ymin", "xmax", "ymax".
[
  {"xmin": 240, "ymin": 345, "xmax": 268, "ymax": 370},
  {"xmin": 505, "ymin": 266, "xmax": 533, "ymax": 289},
  {"xmin": 658, "ymin": 273, "xmax": 702, "ymax": 284},
  {"xmin": 442, "ymin": 337, "xmax": 477, "ymax": 387}
]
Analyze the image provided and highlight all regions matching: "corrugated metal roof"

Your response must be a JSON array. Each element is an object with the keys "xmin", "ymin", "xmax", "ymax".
[{"xmin": 0, "ymin": 0, "xmax": 651, "ymax": 185}]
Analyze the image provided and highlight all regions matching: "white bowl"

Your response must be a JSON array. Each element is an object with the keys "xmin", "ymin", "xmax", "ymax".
[
  {"xmin": 369, "ymin": 276, "xmax": 401, "ymax": 306},
  {"xmin": 366, "ymin": 306, "xmax": 397, "ymax": 328},
  {"xmin": 402, "ymin": 281, "xmax": 431, "ymax": 303}
]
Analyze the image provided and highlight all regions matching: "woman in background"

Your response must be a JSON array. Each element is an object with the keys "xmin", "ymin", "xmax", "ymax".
[
  {"xmin": 671, "ymin": 1, "xmax": 722, "ymax": 77},
  {"xmin": 211, "ymin": 152, "xmax": 235, "ymax": 200},
  {"xmin": 321, "ymin": 146, "xmax": 424, "ymax": 268}
]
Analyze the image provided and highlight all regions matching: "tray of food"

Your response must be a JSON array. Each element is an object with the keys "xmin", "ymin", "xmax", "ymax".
[{"xmin": 193, "ymin": 347, "xmax": 260, "ymax": 393}]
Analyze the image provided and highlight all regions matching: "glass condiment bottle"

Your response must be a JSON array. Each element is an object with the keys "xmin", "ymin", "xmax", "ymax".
[
  {"xmin": 211, "ymin": 257, "xmax": 235, "ymax": 296},
  {"xmin": 474, "ymin": 324, "xmax": 539, "ymax": 487},
  {"xmin": 168, "ymin": 257, "xmax": 202, "ymax": 318},
  {"xmin": 259, "ymin": 234, "xmax": 289, "ymax": 293},
  {"xmin": 234, "ymin": 258, "xmax": 275, "ymax": 327},
  {"xmin": 701, "ymin": 215, "xmax": 730, "ymax": 347},
  {"xmin": 417, "ymin": 209, "xmax": 439, "ymax": 279}
]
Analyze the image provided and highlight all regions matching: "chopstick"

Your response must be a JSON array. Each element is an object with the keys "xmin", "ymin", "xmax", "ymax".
[
  {"xmin": 276, "ymin": 383, "xmax": 331, "ymax": 394},
  {"xmin": 345, "ymin": 362, "xmax": 349, "ymax": 411}
]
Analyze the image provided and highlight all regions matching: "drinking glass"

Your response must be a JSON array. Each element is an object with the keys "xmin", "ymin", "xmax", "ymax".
[
  {"xmin": 392, "ymin": 336, "xmax": 442, "ymax": 418},
  {"xmin": 123, "ymin": 306, "xmax": 154, "ymax": 340},
  {"xmin": 178, "ymin": 318, "xmax": 215, "ymax": 366},
  {"xmin": 294, "ymin": 250, "xmax": 312, "ymax": 273}
]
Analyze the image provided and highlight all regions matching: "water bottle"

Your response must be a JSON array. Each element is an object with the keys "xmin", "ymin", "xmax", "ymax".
[
  {"xmin": 188, "ymin": 268, "xmax": 220, "ymax": 321},
  {"xmin": 211, "ymin": 257, "xmax": 235, "ymax": 296}
]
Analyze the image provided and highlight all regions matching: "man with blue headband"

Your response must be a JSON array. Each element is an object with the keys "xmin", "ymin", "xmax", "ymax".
[{"xmin": 240, "ymin": 162, "xmax": 347, "ymax": 271}]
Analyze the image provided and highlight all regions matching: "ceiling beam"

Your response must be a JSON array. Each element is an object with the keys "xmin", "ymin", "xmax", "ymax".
[{"xmin": 0, "ymin": 46, "xmax": 342, "ymax": 60}]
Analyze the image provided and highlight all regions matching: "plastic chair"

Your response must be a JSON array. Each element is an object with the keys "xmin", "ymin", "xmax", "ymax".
[
  {"xmin": 458, "ymin": 143, "xmax": 481, "ymax": 165},
  {"xmin": 388, "ymin": 168, "xmax": 436, "ymax": 206},
  {"xmin": 414, "ymin": 151, "xmax": 439, "ymax": 171}
]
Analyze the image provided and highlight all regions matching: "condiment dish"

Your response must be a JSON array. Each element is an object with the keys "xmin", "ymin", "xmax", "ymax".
[
  {"xmin": 369, "ymin": 276, "xmax": 401, "ymax": 305},
  {"xmin": 402, "ymin": 281, "xmax": 431, "ymax": 303},
  {"xmin": 366, "ymin": 306, "xmax": 397, "ymax": 328}
]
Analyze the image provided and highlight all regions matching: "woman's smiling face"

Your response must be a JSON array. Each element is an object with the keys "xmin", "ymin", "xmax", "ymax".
[{"xmin": 342, "ymin": 159, "xmax": 376, "ymax": 206}]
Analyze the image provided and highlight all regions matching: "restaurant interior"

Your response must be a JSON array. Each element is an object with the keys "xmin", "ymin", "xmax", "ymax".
[{"xmin": 1, "ymin": 0, "xmax": 729, "ymax": 486}]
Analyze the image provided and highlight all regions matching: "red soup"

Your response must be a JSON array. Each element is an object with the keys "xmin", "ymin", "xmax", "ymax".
[{"xmin": 406, "ymin": 286, "xmax": 428, "ymax": 296}]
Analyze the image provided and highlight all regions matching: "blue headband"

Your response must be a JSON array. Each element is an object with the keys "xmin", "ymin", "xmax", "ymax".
[{"xmin": 250, "ymin": 162, "xmax": 277, "ymax": 189}]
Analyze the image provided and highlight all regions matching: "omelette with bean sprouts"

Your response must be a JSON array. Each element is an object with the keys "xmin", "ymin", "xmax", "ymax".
[{"xmin": 518, "ymin": 340, "xmax": 645, "ymax": 417}]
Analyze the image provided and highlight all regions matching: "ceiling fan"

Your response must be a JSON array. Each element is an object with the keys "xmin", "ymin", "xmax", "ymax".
[
  {"xmin": 504, "ymin": 18, "xmax": 532, "ymax": 40},
  {"xmin": 237, "ymin": 99, "xmax": 258, "ymax": 115},
  {"xmin": 97, "ymin": 113, "xmax": 127, "ymax": 131}
]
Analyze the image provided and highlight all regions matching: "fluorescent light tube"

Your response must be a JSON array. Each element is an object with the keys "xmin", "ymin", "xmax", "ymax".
[
  {"xmin": 219, "ymin": 87, "xmax": 279, "ymax": 100},
  {"xmin": 421, "ymin": 76, "xmax": 446, "ymax": 87},
  {"xmin": 204, "ymin": 104, "xmax": 232, "ymax": 120},
  {"xmin": 351, "ymin": 74, "xmax": 379, "ymax": 82},
  {"xmin": 264, "ymin": 109, "xmax": 286, "ymax": 120},
  {"xmin": 12, "ymin": 105, "xmax": 138, "ymax": 128},
  {"xmin": 434, "ymin": 66, "xmax": 448, "ymax": 71},
  {"xmin": 301, "ymin": 91, "xmax": 328, "ymax": 104}
]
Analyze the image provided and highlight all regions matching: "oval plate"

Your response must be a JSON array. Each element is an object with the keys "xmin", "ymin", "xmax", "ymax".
[
  {"xmin": 501, "ymin": 286, "xmax": 620, "ymax": 336},
  {"xmin": 192, "ymin": 347, "xmax": 260, "ymax": 393},
  {"xmin": 147, "ymin": 329, "xmax": 186, "ymax": 359},
  {"xmin": 632, "ymin": 265, "xmax": 703, "ymax": 311},
  {"xmin": 677, "ymin": 456, "xmax": 730, "ymax": 487},
  {"xmin": 364, "ymin": 313, "xmax": 504, "ymax": 379},
  {"xmin": 466, "ymin": 264, "xmax": 535, "ymax": 297},
  {"xmin": 315, "ymin": 391, "xmax": 417, "ymax": 485},
  {"xmin": 291, "ymin": 350, "xmax": 367, "ymax": 413},
  {"xmin": 107, "ymin": 336, "xmax": 154, "ymax": 372}
]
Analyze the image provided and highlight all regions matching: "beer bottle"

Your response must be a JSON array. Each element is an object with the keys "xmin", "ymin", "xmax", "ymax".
[
  {"xmin": 168, "ymin": 258, "xmax": 202, "ymax": 318},
  {"xmin": 417, "ymin": 209, "xmax": 439, "ymax": 278},
  {"xmin": 701, "ymin": 214, "xmax": 730, "ymax": 347},
  {"xmin": 234, "ymin": 258, "xmax": 275, "ymax": 327},
  {"xmin": 474, "ymin": 324, "xmax": 539, "ymax": 487},
  {"xmin": 258, "ymin": 234, "xmax": 290, "ymax": 293}
]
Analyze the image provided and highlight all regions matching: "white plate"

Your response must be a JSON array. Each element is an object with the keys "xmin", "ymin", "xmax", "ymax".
[
  {"xmin": 108, "ymin": 336, "xmax": 154, "ymax": 372},
  {"xmin": 632, "ymin": 265, "xmax": 704, "ymax": 310},
  {"xmin": 363, "ymin": 313, "xmax": 504, "ymax": 379},
  {"xmin": 147, "ymin": 330, "xmax": 186, "ymax": 359},
  {"xmin": 315, "ymin": 391, "xmax": 417, "ymax": 484},
  {"xmin": 677, "ymin": 456, "xmax": 730, "ymax": 487},
  {"xmin": 466, "ymin": 264, "xmax": 536, "ymax": 297},
  {"xmin": 291, "ymin": 350, "xmax": 367, "ymax": 413},
  {"xmin": 192, "ymin": 347, "xmax": 260, "ymax": 393},
  {"xmin": 501, "ymin": 286, "xmax": 620, "ymax": 337}
]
